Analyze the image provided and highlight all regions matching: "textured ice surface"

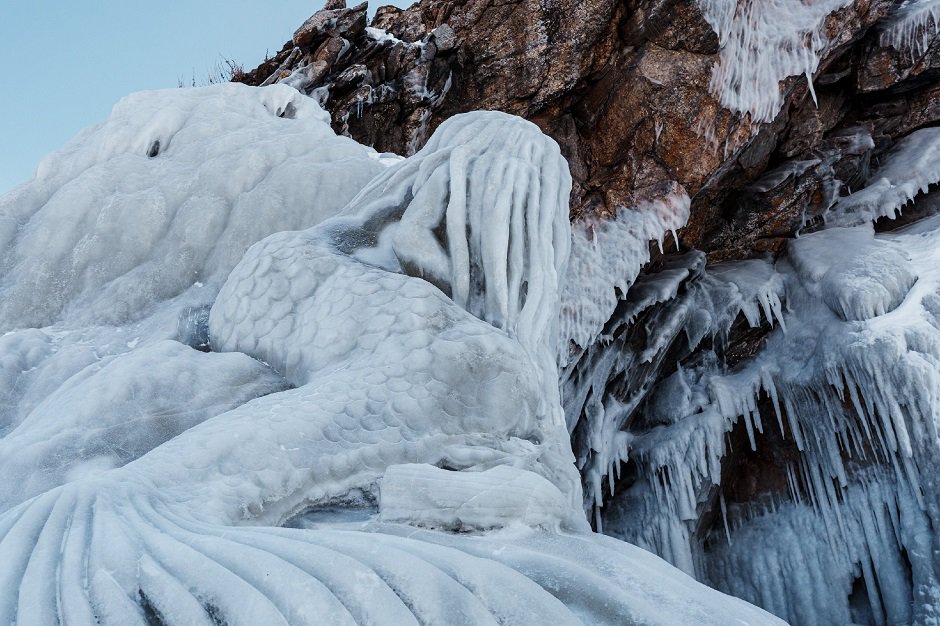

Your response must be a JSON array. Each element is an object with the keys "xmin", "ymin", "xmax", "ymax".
[
  {"xmin": 700, "ymin": 0, "xmax": 853, "ymax": 122},
  {"xmin": 595, "ymin": 198, "xmax": 940, "ymax": 622},
  {"xmin": 706, "ymin": 470, "xmax": 930, "ymax": 625},
  {"xmin": 0, "ymin": 340, "xmax": 288, "ymax": 510},
  {"xmin": 0, "ymin": 82, "xmax": 383, "ymax": 331},
  {"xmin": 829, "ymin": 126, "xmax": 940, "ymax": 226},
  {"xmin": 0, "ymin": 87, "xmax": 781, "ymax": 624},
  {"xmin": 0, "ymin": 83, "xmax": 384, "ymax": 492}
]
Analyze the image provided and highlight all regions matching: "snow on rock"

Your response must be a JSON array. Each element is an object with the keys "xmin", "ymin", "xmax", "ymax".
[
  {"xmin": 789, "ymin": 225, "xmax": 918, "ymax": 321},
  {"xmin": 699, "ymin": 0, "xmax": 853, "ymax": 123},
  {"xmin": 0, "ymin": 90, "xmax": 782, "ymax": 625},
  {"xmin": 829, "ymin": 126, "xmax": 940, "ymax": 226}
]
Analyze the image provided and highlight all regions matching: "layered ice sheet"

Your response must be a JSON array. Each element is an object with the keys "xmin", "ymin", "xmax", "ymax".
[{"xmin": 0, "ymin": 86, "xmax": 781, "ymax": 624}]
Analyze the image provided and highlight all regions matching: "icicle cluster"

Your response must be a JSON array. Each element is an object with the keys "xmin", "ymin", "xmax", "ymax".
[
  {"xmin": 699, "ymin": 0, "xmax": 853, "ymax": 123},
  {"xmin": 880, "ymin": 0, "xmax": 940, "ymax": 58},
  {"xmin": 829, "ymin": 127, "xmax": 940, "ymax": 226},
  {"xmin": 586, "ymin": 126, "xmax": 940, "ymax": 624},
  {"xmin": 563, "ymin": 254, "xmax": 785, "ymax": 531},
  {"xmin": 559, "ymin": 193, "xmax": 690, "ymax": 362}
]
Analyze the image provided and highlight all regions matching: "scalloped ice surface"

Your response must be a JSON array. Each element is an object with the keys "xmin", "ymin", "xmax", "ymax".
[{"xmin": 0, "ymin": 85, "xmax": 783, "ymax": 625}]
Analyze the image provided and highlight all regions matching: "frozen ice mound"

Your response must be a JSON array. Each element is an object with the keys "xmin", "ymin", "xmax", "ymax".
[
  {"xmin": 789, "ymin": 226, "xmax": 917, "ymax": 321},
  {"xmin": 378, "ymin": 463, "xmax": 590, "ymax": 531},
  {"xmin": 0, "ymin": 86, "xmax": 783, "ymax": 625},
  {"xmin": 0, "ymin": 82, "xmax": 384, "ymax": 331}
]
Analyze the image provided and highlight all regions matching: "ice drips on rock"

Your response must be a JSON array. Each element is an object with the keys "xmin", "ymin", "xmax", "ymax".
[
  {"xmin": 698, "ymin": 0, "xmax": 853, "ymax": 123},
  {"xmin": 575, "ymin": 125, "xmax": 940, "ymax": 624}
]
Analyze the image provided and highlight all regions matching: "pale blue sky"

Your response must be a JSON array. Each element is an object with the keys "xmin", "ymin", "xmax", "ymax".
[{"xmin": 0, "ymin": 1, "xmax": 409, "ymax": 193}]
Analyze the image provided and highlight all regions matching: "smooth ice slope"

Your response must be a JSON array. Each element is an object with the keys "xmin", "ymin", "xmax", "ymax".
[{"xmin": 0, "ymin": 87, "xmax": 781, "ymax": 625}]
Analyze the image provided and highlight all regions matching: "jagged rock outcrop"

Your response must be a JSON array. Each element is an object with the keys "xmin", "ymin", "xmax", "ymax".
[{"xmin": 237, "ymin": 2, "xmax": 940, "ymax": 624}]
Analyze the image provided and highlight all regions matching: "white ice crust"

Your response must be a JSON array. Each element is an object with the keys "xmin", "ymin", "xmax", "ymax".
[
  {"xmin": 829, "ymin": 127, "xmax": 940, "ymax": 226},
  {"xmin": 0, "ymin": 85, "xmax": 780, "ymax": 625}
]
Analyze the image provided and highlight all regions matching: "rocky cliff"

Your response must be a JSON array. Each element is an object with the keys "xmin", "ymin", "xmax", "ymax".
[{"xmin": 236, "ymin": 2, "xmax": 940, "ymax": 624}]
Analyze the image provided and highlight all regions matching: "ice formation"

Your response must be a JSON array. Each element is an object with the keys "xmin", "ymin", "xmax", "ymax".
[
  {"xmin": 577, "ymin": 123, "xmax": 940, "ymax": 624},
  {"xmin": 0, "ymin": 83, "xmax": 384, "ymax": 331},
  {"xmin": 0, "ymin": 86, "xmax": 780, "ymax": 624},
  {"xmin": 828, "ymin": 126, "xmax": 940, "ymax": 226},
  {"xmin": 880, "ymin": 0, "xmax": 940, "ymax": 57},
  {"xmin": 699, "ymin": 0, "xmax": 853, "ymax": 122},
  {"xmin": 560, "ymin": 193, "xmax": 690, "ymax": 361}
]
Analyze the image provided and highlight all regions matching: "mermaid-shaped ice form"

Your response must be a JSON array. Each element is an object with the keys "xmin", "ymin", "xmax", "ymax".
[{"xmin": 0, "ymin": 111, "xmax": 782, "ymax": 625}]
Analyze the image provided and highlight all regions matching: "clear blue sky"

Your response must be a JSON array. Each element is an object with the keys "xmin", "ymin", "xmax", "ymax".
[{"xmin": 0, "ymin": 1, "xmax": 409, "ymax": 193}]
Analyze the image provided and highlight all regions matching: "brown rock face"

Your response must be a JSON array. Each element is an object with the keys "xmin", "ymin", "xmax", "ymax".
[
  {"xmin": 233, "ymin": 0, "xmax": 925, "ymax": 260},
  {"xmin": 235, "ymin": 1, "xmax": 940, "ymax": 622}
]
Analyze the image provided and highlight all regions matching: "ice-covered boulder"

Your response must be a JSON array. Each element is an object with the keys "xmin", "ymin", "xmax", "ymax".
[{"xmin": 0, "ymin": 82, "xmax": 384, "ymax": 331}]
